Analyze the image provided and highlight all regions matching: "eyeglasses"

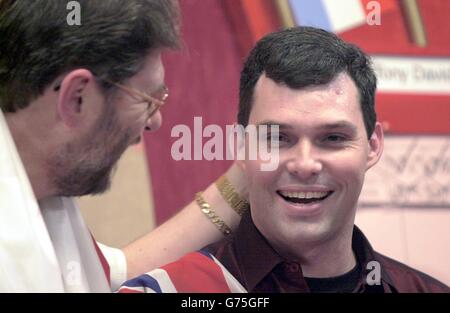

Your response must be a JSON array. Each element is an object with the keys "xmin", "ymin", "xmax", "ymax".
[
  {"xmin": 99, "ymin": 77, "xmax": 169, "ymax": 120},
  {"xmin": 54, "ymin": 76, "xmax": 169, "ymax": 120}
]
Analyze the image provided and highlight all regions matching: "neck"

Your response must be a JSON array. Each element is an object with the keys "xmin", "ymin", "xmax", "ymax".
[
  {"xmin": 278, "ymin": 225, "xmax": 356, "ymax": 278},
  {"xmin": 300, "ymin": 229, "xmax": 356, "ymax": 278},
  {"xmin": 5, "ymin": 110, "xmax": 56, "ymax": 201}
]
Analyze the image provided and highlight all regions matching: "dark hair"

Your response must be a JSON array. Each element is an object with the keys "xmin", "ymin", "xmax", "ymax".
[
  {"xmin": 0, "ymin": 0, "xmax": 179, "ymax": 112},
  {"xmin": 238, "ymin": 26, "xmax": 377, "ymax": 137}
]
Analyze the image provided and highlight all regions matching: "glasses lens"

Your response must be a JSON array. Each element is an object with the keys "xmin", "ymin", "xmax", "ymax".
[{"xmin": 152, "ymin": 86, "xmax": 169, "ymax": 102}]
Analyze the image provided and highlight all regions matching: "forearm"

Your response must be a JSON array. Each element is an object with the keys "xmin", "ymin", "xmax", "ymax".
[{"xmin": 122, "ymin": 164, "xmax": 247, "ymax": 279}]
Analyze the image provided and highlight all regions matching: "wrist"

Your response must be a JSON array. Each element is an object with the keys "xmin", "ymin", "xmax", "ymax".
[
  {"xmin": 224, "ymin": 163, "xmax": 249, "ymax": 199},
  {"xmin": 195, "ymin": 191, "xmax": 232, "ymax": 237},
  {"xmin": 215, "ymin": 175, "xmax": 249, "ymax": 217}
]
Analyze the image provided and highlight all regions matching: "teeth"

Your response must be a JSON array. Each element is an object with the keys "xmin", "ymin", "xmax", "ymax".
[{"xmin": 280, "ymin": 191, "xmax": 329, "ymax": 199}]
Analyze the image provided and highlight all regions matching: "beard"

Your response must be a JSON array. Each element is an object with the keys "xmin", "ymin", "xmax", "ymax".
[{"xmin": 48, "ymin": 104, "xmax": 133, "ymax": 197}]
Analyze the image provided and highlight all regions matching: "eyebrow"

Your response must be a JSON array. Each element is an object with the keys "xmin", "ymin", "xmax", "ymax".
[
  {"xmin": 320, "ymin": 121, "xmax": 358, "ymax": 133},
  {"xmin": 256, "ymin": 121, "xmax": 293, "ymax": 130},
  {"xmin": 256, "ymin": 120, "xmax": 358, "ymax": 133}
]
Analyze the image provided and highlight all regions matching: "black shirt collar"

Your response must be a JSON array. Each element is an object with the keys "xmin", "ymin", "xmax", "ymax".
[{"xmin": 231, "ymin": 210, "xmax": 395, "ymax": 291}]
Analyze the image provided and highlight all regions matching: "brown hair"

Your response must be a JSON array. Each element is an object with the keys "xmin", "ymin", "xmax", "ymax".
[{"xmin": 0, "ymin": 0, "xmax": 180, "ymax": 112}]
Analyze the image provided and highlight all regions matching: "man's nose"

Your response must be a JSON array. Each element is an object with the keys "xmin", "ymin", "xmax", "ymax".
[
  {"xmin": 286, "ymin": 141, "xmax": 322, "ymax": 180},
  {"xmin": 145, "ymin": 110, "xmax": 162, "ymax": 132}
]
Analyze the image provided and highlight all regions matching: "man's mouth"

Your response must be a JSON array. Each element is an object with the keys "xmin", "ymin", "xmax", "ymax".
[{"xmin": 277, "ymin": 190, "xmax": 333, "ymax": 204}]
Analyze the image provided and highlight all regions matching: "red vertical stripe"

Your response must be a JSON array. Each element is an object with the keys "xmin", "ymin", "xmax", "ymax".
[
  {"xmin": 241, "ymin": 0, "xmax": 281, "ymax": 42},
  {"xmin": 145, "ymin": 0, "xmax": 242, "ymax": 224},
  {"xmin": 92, "ymin": 236, "xmax": 111, "ymax": 286}
]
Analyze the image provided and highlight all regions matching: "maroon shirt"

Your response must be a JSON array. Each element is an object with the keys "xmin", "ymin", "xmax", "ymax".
[{"xmin": 205, "ymin": 212, "xmax": 449, "ymax": 293}]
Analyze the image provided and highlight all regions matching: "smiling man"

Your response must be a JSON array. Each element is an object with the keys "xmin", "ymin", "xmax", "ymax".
[
  {"xmin": 119, "ymin": 27, "xmax": 449, "ymax": 293},
  {"xmin": 244, "ymin": 71, "xmax": 377, "ymax": 284}
]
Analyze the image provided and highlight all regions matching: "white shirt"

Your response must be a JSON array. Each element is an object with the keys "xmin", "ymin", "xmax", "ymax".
[{"xmin": 0, "ymin": 110, "xmax": 110, "ymax": 292}]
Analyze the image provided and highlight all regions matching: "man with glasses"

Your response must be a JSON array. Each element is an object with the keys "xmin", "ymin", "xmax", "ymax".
[
  {"xmin": 54, "ymin": 76, "xmax": 169, "ymax": 131},
  {"xmin": 0, "ymin": 0, "xmax": 246, "ymax": 292}
]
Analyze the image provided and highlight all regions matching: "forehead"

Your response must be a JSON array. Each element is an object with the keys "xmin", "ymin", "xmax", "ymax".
[{"xmin": 248, "ymin": 73, "xmax": 363, "ymax": 130}]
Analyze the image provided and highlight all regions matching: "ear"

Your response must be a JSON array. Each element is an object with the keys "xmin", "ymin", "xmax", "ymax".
[
  {"xmin": 56, "ymin": 69, "xmax": 94, "ymax": 128},
  {"xmin": 366, "ymin": 121, "xmax": 384, "ymax": 170}
]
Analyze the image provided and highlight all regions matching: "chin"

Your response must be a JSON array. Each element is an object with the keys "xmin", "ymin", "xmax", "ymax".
[
  {"xmin": 86, "ymin": 176, "xmax": 113, "ymax": 195},
  {"xmin": 87, "ymin": 164, "xmax": 119, "ymax": 195},
  {"xmin": 58, "ymin": 163, "xmax": 117, "ymax": 197},
  {"xmin": 274, "ymin": 215, "xmax": 336, "ymax": 246}
]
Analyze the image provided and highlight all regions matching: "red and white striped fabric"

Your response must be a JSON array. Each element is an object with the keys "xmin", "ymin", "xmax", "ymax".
[{"xmin": 118, "ymin": 250, "xmax": 246, "ymax": 293}]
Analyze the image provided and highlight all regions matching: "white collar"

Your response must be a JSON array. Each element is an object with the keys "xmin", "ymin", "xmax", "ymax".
[{"xmin": 0, "ymin": 110, "xmax": 110, "ymax": 292}]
